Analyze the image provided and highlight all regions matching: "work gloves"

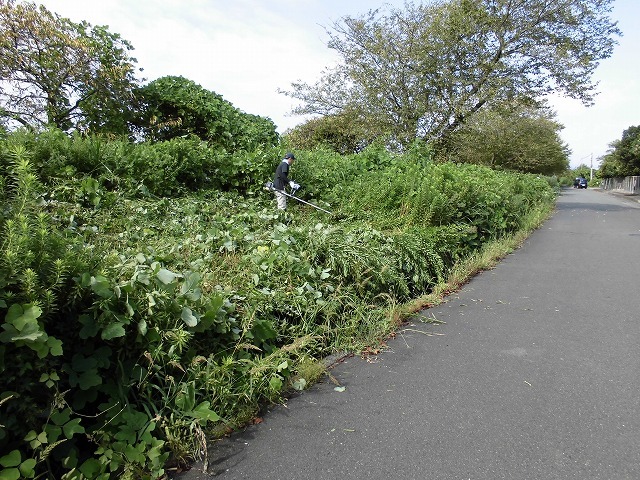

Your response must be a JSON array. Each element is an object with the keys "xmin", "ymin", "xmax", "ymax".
[{"xmin": 289, "ymin": 181, "xmax": 301, "ymax": 190}]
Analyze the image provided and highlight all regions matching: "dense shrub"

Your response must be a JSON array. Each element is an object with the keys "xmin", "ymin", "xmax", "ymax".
[
  {"xmin": 133, "ymin": 76, "xmax": 279, "ymax": 151},
  {"xmin": 0, "ymin": 129, "xmax": 287, "ymax": 198},
  {"xmin": 339, "ymin": 160, "xmax": 553, "ymax": 239}
]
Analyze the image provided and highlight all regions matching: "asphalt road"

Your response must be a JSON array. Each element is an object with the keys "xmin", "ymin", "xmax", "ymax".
[{"xmin": 175, "ymin": 188, "xmax": 640, "ymax": 480}]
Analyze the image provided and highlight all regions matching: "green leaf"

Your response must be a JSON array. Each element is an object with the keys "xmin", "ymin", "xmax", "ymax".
[
  {"xmin": 123, "ymin": 444, "xmax": 144, "ymax": 463},
  {"xmin": 78, "ymin": 371, "xmax": 102, "ymax": 390},
  {"xmin": 50, "ymin": 409, "xmax": 71, "ymax": 426},
  {"xmin": 269, "ymin": 376, "xmax": 283, "ymax": 391},
  {"xmin": 36, "ymin": 431, "xmax": 48, "ymax": 445},
  {"xmin": 0, "ymin": 328, "xmax": 16, "ymax": 344},
  {"xmin": 135, "ymin": 271, "xmax": 151, "ymax": 285},
  {"xmin": 63, "ymin": 418, "xmax": 85, "ymax": 439},
  {"xmin": 78, "ymin": 314, "xmax": 99, "ymax": 339},
  {"xmin": 181, "ymin": 307, "xmax": 198, "ymax": 327},
  {"xmin": 79, "ymin": 458, "xmax": 102, "ymax": 477},
  {"xmin": 0, "ymin": 450, "xmax": 20, "ymax": 468},
  {"xmin": 61, "ymin": 449, "xmax": 78, "ymax": 469},
  {"xmin": 18, "ymin": 458, "xmax": 36, "ymax": 478},
  {"xmin": 0, "ymin": 468, "xmax": 20, "ymax": 480},
  {"xmin": 25, "ymin": 432, "xmax": 44, "ymax": 450},
  {"xmin": 47, "ymin": 336, "xmax": 63, "ymax": 356},
  {"xmin": 79, "ymin": 272, "xmax": 92, "ymax": 288},
  {"xmin": 90, "ymin": 276, "xmax": 112, "ymax": 298},
  {"xmin": 101, "ymin": 322, "xmax": 126, "ymax": 340},
  {"xmin": 156, "ymin": 268, "xmax": 179, "ymax": 285},
  {"xmin": 32, "ymin": 341, "xmax": 50, "ymax": 359},
  {"xmin": 292, "ymin": 378, "xmax": 307, "ymax": 391},
  {"xmin": 137, "ymin": 319, "xmax": 148, "ymax": 336},
  {"xmin": 250, "ymin": 319, "xmax": 277, "ymax": 343},
  {"xmin": 175, "ymin": 383, "xmax": 196, "ymax": 412},
  {"xmin": 180, "ymin": 272, "xmax": 202, "ymax": 300},
  {"xmin": 43, "ymin": 425, "xmax": 61, "ymax": 444},
  {"xmin": 71, "ymin": 353, "xmax": 97, "ymax": 372},
  {"xmin": 5, "ymin": 304, "xmax": 42, "ymax": 331},
  {"xmin": 6, "ymin": 322, "xmax": 44, "ymax": 342},
  {"xmin": 189, "ymin": 401, "xmax": 221, "ymax": 422}
]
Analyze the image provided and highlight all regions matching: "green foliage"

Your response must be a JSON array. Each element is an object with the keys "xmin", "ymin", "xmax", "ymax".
[
  {"xmin": 289, "ymin": 142, "xmax": 395, "ymax": 202},
  {"xmin": 284, "ymin": 109, "xmax": 381, "ymax": 154},
  {"xmin": 571, "ymin": 164, "xmax": 592, "ymax": 181},
  {"xmin": 0, "ymin": 128, "xmax": 556, "ymax": 478},
  {"xmin": 442, "ymin": 103, "xmax": 570, "ymax": 175},
  {"xmin": 599, "ymin": 125, "xmax": 640, "ymax": 177},
  {"xmin": 1, "ymin": 5, "xmax": 276, "ymax": 143},
  {"xmin": 1, "ymin": 128, "xmax": 281, "ymax": 197},
  {"xmin": 339, "ymin": 160, "xmax": 554, "ymax": 243},
  {"xmin": 0, "ymin": 0, "xmax": 139, "ymax": 133},
  {"xmin": 133, "ymin": 76, "xmax": 278, "ymax": 151},
  {"xmin": 0, "ymin": 147, "xmax": 93, "ymax": 479}
]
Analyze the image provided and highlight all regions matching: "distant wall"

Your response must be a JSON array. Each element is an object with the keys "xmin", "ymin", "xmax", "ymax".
[{"xmin": 600, "ymin": 176, "xmax": 640, "ymax": 195}]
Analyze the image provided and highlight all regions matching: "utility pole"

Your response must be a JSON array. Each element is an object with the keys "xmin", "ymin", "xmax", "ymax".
[{"xmin": 578, "ymin": 153, "xmax": 592, "ymax": 179}]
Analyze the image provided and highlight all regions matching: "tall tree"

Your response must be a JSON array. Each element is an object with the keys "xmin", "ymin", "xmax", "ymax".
[
  {"xmin": 0, "ymin": 0, "xmax": 139, "ymax": 133},
  {"xmin": 284, "ymin": 108, "xmax": 381, "ymax": 154},
  {"xmin": 283, "ymin": 0, "xmax": 620, "ymax": 148},
  {"xmin": 599, "ymin": 125, "xmax": 640, "ymax": 177},
  {"xmin": 443, "ymin": 103, "xmax": 570, "ymax": 174}
]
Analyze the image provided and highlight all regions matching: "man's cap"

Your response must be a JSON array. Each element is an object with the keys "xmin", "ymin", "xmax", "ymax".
[{"xmin": 284, "ymin": 152, "xmax": 296, "ymax": 160}]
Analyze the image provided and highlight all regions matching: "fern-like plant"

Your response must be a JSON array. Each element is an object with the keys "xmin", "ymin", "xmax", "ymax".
[{"xmin": 0, "ymin": 145, "xmax": 89, "ymax": 478}]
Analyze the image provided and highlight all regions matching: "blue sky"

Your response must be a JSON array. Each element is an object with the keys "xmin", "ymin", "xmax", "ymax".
[{"xmin": 37, "ymin": 0, "xmax": 640, "ymax": 168}]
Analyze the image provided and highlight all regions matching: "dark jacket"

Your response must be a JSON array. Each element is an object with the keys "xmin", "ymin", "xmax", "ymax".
[{"xmin": 273, "ymin": 160, "xmax": 290, "ymax": 190}]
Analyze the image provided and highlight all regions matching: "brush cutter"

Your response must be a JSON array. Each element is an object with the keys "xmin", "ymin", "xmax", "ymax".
[{"xmin": 264, "ymin": 182, "xmax": 332, "ymax": 215}]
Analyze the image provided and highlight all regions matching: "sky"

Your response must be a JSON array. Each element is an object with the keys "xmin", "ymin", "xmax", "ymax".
[{"xmin": 36, "ymin": 0, "xmax": 640, "ymax": 169}]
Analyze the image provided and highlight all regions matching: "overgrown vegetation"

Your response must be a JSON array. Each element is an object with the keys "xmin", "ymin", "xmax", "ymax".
[{"xmin": 0, "ymin": 129, "xmax": 556, "ymax": 478}]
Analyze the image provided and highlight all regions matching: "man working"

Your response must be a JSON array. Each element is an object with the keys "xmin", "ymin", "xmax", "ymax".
[{"xmin": 272, "ymin": 152, "xmax": 300, "ymax": 210}]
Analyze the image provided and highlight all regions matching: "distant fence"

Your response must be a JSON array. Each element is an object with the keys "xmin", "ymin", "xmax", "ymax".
[{"xmin": 600, "ymin": 176, "xmax": 640, "ymax": 194}]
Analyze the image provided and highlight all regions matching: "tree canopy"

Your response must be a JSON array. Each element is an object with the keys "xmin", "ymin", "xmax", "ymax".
[
  {"xmin": 443, "ymin": 103, "xmax": 570, "ymax": 175},
  {"xmin": 134, "ymin": 75, "xmax": 278, "ymax": 151},
  {"xmin": 0, "ymin": 0, "xmax": 140, "ymax": 133},
  {"xmin": 284, "ymin": 108, "xmax": 382, "ymax": 154},
  {"xmin": 599, "ymin": 125, "xmax": 640, "ymax": 177},
  {"xmin": 284, "ymin": 0, "xmax": 620, "ymax": 149}
]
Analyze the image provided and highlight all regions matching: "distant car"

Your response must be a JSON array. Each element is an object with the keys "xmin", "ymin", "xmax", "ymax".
[{"xmin": 575, "ymin": 177, "xmax": 588, "ymax": 189}]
